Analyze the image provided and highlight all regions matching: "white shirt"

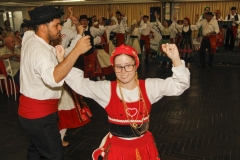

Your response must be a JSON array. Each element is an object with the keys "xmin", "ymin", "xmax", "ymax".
[
  {"xmin": 64, "ymin": 34, "xmax": 82, "ymax": 56},
  {"xmin": 99, "ymin": 17, "xmax": 119, "ymax": 43},
  {"xmin": 65, "ymin": 60, "xmax": 190, "ymax": 108},
  {"xmin": 191, "ymin": 18, "xmax": 220, "ymax": 36},
  {"xmin": 63, "ymin": 18, "xmax": 76, "ymax": 30},
  {"xmin": 225, "ymin": 14, "xmax": 240, "ymax": 26},
  {"xmin": 156, "ymin": 19, "xmax": 176, "ymax": 36},
  {"xmin": 84, "ymin": 26, "xmax": 105, "ymax": 38},
  {"xmin": 113, "ymin": 16, "xmax": 127, "ymax": 34},
  {"xmin": 61, "ymin": 26, "xmax": 77, "ymax": 49},
  {"xmin": 138, "ymin": 20, "xmax": 156, "ymax": 36},
  {"xmin": 20, "ymin": 31, "xmax": 64, "ymax": 100}
]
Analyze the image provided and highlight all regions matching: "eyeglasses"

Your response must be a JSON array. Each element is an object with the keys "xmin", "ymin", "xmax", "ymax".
[{"xmin": 114, "ymin": 64, "xmax": 135, "ymax": 73}]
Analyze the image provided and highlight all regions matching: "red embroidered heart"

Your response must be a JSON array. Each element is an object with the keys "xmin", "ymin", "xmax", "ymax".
[{"xmin": 126, "ymin": 108, "xmax": 138, "ymax": 118}]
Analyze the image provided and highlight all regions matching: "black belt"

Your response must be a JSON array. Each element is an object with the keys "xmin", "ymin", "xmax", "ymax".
[
  {"xmin": 130, "ymin": 35, "xmax": 138, "ymax": 39},
  {"xmin": 162, "ymin": 35, "xmax": 170, "ymax": 39},
  {"xmin": 95, "ymin": 45, "xmax": 104, "ymax": 49},
  {"xmin": 109, "ymin": 122, "xmax": 149, "ymax": 138}
]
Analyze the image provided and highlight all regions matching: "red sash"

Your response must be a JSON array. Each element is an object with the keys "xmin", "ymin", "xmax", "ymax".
[
  {"xmin": 216, "ymin": 29, "xmax": 224, "ymax": 47},
  {"xmin": 18, "ymin": 94, "xmax": 59, "ymax": 119},
  {"xmin": 140, "ymin": 35, "xmax": 150, "ymax": 51},
  {"xmin": 116, "ymin": 33, "xmax": 125, "ymax": 47},
  {"xmin": 209, "ymin": 35, "xmax": 217, "ymax": 54},
  {"xmin": 232, "ymin": 26, "xmax": 237, "ymax": 38},
  {"xmin": 84, "ymin": 50, "xmax": 103, "ymax": 78}
]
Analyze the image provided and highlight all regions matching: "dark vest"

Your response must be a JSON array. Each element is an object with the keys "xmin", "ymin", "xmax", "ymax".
[
  {"xmin": 73, "ymin": 26, "xmax": 95, "ymax": 69},
  {"xmin": 84, "ymin": 26, "xmax": 94, "ymax": 55},
  {"xmin": 227, "ymin": 14, "xmax": 239, "ymax": 27}
]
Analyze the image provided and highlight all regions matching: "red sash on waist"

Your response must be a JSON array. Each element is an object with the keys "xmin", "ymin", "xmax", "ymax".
[
  {"xmin": 18, "ymin": 94, "xmax": 59, "ymax": 119},
  {"xmin": 209, "ymin": 34, "xmax": 217, "ymax": 54},
  {"xmin": 116, "ymin": 33, "xmax": 125, "ymax": 47},
  {"xmin": 140, "ymin": 34, "xmax": 150, "ymax": 51},
  {"xmin": 232, "ymin": 26, "xmax": 237, "ymax": 38}
]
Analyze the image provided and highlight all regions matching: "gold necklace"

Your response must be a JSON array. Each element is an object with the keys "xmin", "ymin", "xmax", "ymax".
[{"xmin": 117, "ymin": 79, "xmax": 149, "ymax": 136}]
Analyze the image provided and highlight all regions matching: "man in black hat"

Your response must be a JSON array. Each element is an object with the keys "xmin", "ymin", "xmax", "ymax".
[
  {"xmin": 73, "ymin": 14, "xmax": 105, "ymax": 79},
  {"xmin": 224, "ymin": 7, "xmax": 240, "ymax": 51},
  {"xmin": 18, "ymin": 5, "xmax": 91, "ymax": 160},
  {"xmin": 192, "ymin": 12, "xmax": 219, "ymax": 67}
]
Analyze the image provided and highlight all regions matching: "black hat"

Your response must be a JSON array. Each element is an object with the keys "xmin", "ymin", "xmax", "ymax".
[
  {"xmin": 231, "ymin": 7, "xmax": 237, "ymax": 10},
  {"xmin": 79, "ymin": 15, "xmax": 88, "ymax": 20},
  {"xmin": 23, "ymin": 5, "xmax": 64, "ymax": 25},
  {"xmin": 116, "ymin": 11, "xmax": 122, "ymax": 16},
  {"xmin": 205, "ymin": 12, "xmax": 214, "ymax": 16},
  {"xmin": 143, "ymin": 15, "xmax": 149, "ymax": 19}
]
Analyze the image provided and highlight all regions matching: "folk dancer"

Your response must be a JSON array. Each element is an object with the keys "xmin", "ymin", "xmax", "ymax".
[
  {"xmin": 224, "ymin": 7, "xmax": 240, "ymax": 51},
  {"xmin": 192, "ymin": 12, "xmax": 219, "ymax": 67},
  {"xmin": 175, "ymin": 17, "xmax": 195, "ymax": 68},
  {"xmin": 155, "ymin": 12, "xmax": 177, "ymax": 68},
  {"xmin": 127, "ymin": 20, "xmax": 141, "ymax": 61},
  {"xmin": 18, "ymin": 5, "xmax": 91, "ymax": 159},
  {"xmin": 55, "ymin": 43, "xmax": 190, "ymax": 160},
  {"xmin": 115, "ymin": 6, "xmax": 127, "ymax": 47}
]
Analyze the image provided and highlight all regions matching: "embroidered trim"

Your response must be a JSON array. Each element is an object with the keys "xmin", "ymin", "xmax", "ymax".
[{"xmin": 108, "ymin": 116, "xmax": 149, "ymax": 123}]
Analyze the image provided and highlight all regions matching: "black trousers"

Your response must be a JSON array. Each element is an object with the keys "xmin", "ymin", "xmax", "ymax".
[
  {"xmin": 224, "ymin": 29, "xmax": 235, "ymax": 50},
  {"xmin": 19, "ymin": 112, "xmax": 64, "ymax": 160},
  {"xmin": 140, "ymin": 40, "xmax": 149, "ymax": 62},
  {"xmin": 199, "ymin": 37, "xmax": 214, "ymax": 66}
]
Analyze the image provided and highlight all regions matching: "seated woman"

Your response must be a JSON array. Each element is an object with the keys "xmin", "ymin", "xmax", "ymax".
[{"xmin": 55, "ymin": 43, "xmax": 190, "ymax": 160}]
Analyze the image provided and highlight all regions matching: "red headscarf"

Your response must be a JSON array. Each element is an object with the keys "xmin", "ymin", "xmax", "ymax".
[
  {"xmin": 110, "ymin": 44, "xmax": 140, "ymax": 68},
  {"xmin": 184, "ymin": 17, "xmax": 191, "ymax": 25}
]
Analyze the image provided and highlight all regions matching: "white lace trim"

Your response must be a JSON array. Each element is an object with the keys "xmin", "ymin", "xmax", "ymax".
[{"xmin": 108, "ymin": 116, "xmax": 149, "ymax": 123}]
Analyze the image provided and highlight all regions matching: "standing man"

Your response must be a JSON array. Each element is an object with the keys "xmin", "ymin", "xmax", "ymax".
[
  {"xmin": 139, "ymin": 15, "xmax": 153, "ymax": 64},
  {"xmin": 115, "ymin": 6, "xmax": 127, "ymax": 47},
  {"xmin": 224, "ymin": 7, "xmax": 240, "ymax": 51},
  {"xmin": 193, "ymin": 12, "xmax": 219, "ymax": 67},
  {"xmin": 18, "ymin": 5, "xmax": 91, "ymax": 160}
]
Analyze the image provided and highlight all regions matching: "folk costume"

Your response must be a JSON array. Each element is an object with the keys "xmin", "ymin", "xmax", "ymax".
[
  {"xmin": 128, "ymin": 20, "xmax": 141, "ymax": 61},
  {"xmin": 192, "ymin": 12, "xmax": 220, "ymax": 67},
  {"xmin": 175, "ymin": 18, "xmax": 195, "ymax": 68},
  {"xmin": 156, "ymin": 19, "xmax": 176, "ymax": 65},
  {"xmin": 64, "ymin": 44, "xmax": 190, "ymax": 160},
  {"xmin": 18, "ymin": 6, "xmax": 65, "ymax": 159},
  {"xmin": 115, "ymin": 11, "xmax": 127, "ymax": 47},
  {"xmin": 224, "ymin": 7, "xmax": 240, "ymax": 51},
  {"xmin": 214, "ymin": 10, "xmax": 224, "ymax": 48}
]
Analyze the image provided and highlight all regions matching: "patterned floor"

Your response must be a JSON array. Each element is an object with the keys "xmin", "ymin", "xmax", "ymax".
[{"xmin": 1, "ymin": 59, "xmax": 240, "ymax": 160}]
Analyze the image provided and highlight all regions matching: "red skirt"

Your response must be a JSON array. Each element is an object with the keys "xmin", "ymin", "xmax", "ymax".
[{"xmin": 92, "ymin": 131, "xmax": 160, "ymax": 160}]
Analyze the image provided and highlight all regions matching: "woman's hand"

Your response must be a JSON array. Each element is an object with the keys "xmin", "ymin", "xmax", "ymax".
[{"xmin": 55, "ymin": 45, "xmax": 65, "ymax": 63}]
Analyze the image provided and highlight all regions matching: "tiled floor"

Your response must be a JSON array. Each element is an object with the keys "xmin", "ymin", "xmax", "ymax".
[{"xmin": 1, "ymin": 53, "xmax": 240, "ymax": 160}]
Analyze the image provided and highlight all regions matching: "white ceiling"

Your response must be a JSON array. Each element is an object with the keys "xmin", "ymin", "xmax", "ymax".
[{"xmin": 0, "ymin": 0, "xmax": 237, "ymax": 7}]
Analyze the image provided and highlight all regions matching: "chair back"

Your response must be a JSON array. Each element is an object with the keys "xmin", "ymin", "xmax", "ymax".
[
  {"xmin": 0, "ymin": 60, "xmax": 7, "ymax": 76},
  {"xmin": 3, "ymin": 58, "xmax": 14, "ymax": 77}
]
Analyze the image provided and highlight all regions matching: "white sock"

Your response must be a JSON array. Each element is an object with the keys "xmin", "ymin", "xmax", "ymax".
[{"xmin": 60, "ymin": 128, "xmax": 67, "ymax": 141}]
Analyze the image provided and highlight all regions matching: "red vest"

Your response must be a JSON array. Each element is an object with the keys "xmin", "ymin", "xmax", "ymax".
[{"xmin": 105, "ymin": 80, "xmax": 151, "ymax": 125}]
